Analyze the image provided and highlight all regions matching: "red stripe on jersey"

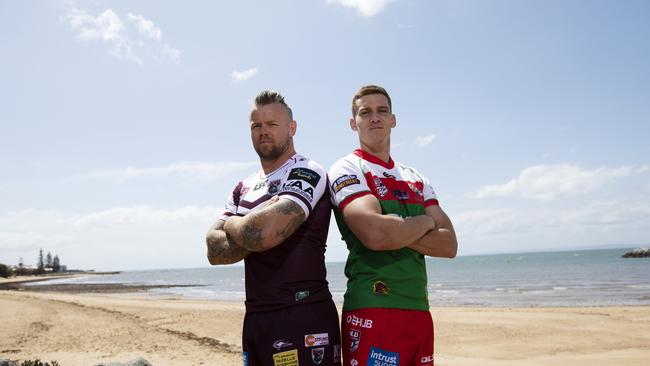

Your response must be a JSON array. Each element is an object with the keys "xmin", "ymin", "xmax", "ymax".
[
  {"xmin": 339, "ymin": 191, "xmax": 373, "ymax": 211},
  {"xmin": 424, "ymin": 199, "xmax": 439, "ymax": 207},
  {"xmin": 353, "ymin": 149, "xmax": 395, "ymax": 169}
]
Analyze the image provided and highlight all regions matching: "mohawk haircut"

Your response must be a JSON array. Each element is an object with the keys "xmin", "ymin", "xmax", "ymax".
[{"xmin": 254, "ymin": 90, "xmax": 293, "ymax": 120}]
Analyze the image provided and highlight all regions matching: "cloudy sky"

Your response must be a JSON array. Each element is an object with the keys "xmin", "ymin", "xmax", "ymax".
[{"xmin": 1, "ymin": 0, "xmax": 649, "ymax": 271}]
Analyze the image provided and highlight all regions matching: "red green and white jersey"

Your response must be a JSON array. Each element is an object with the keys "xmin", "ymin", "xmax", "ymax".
[{"xmin": 328, "ymin": 149, "xmax": 439, "ymax": 311}]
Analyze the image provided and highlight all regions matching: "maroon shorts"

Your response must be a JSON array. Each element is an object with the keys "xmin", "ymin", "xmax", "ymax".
[
  {"xmin": 342, "ymin": 308, "xmax": 434, "ymax": 366},
  {"xmin": 243, "ymin": 300, "xmax": 341, "ymax": 366}
]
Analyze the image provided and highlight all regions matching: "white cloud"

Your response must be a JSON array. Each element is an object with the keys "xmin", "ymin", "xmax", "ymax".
[
  {"xmin": 231, "ymin": 68, "xmax": 259, "ymax": 82},
  {"xmin": 470, "ymin": 164, "xmax": 638, "ymax": 201},
  {"xmin": 0, "ymin": 205, "xmax": 220, "ymax": 270},
  {"xmin": 415, "ymin": 134, "xmax": 436, "ymax": 147},
  {"xmin": 75, "ymin": 161, "xmax": 257, "ymax": 183},
  {"xmin": 62, "ymin": 2, "xmax": 181, "ymax": 64},
  {"xmin": 327, "ymin": 0, "xmax": 395, "ymax": 17}
]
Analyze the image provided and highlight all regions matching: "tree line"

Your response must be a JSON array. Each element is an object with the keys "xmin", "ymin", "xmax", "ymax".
[{"xmin": 0, "ymin": 248, "xmax": 65, "ymax": 278}]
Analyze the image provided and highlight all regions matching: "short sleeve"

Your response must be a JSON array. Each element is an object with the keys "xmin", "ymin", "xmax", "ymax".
[
  {"xmin": 218, "ymin": 181, "xmax": 242, "ymax": 221},
  {"xmin": 421, "ymin": 174, "xmax": 439, "ymax": 207},
  {"xmin": 328, "ymin": 157, "xmax": 372, "ymax": 211},
  {"xmin": 277, "ymin": 160, "xmax": 327, "ymax": 218}
]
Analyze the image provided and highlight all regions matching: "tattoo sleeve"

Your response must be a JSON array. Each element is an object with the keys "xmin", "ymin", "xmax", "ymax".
[
  {"xmin": 227, "ymin": 198, "xmax": 306, "ymax": 252},
  {"xmin": 206, "ymin": 221, "xmax": 250, "ymax": 265}
]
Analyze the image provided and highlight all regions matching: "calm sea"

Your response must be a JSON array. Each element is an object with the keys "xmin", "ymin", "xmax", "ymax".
[{"xmin": 33, "ymin": 248, "xmax": 650, "ymax": 307}]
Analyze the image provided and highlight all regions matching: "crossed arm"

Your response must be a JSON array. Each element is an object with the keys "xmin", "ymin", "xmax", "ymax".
[
  {"xmin": 341, "ymin": 195, "xmax": 457, "ymax": 258},
  {"xmin": 206, "ymin": 197, "xmax": 306, "ymax": 265}
]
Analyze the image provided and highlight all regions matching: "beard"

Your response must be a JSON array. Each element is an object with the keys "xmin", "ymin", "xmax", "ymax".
[{"xmin": 254, "ymin": 138, "xmax": 291, "ymax": 161}]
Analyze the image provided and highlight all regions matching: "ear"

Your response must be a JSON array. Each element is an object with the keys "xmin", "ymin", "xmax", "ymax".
[
  {"xmin": 350, "ymin": 117, "xmax": 358, "ymax": 131},
  {"xmin": 390, "ymin": 114, "xmax": 396, "ymax": 128},
  {"xmin": 290, "ymin": 120, "xmax": 297, "ymax": 136}
]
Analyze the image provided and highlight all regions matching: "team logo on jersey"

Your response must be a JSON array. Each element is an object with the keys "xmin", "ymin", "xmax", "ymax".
[
  {"xmin": 348, "ymin": 329, "xmax": 361, "ymax": 352},
  {"xmin": 368, "ymin": 347, "xmax": 399, "ymax": 366},
  {"xmin": 350, "ymin": 359, "xmax": 358, "ymax": 366},
  {"xmin": 373, "ymin": 177, "xmax": 388, "ymax": 197},
  {"xmin": 331, "ymin": 174, "xmax": 360, "ymax": 193},
  {"xmin": 273, "ymin": 339, "xmax": 294, "ymax": 351},
  {"xmin": 268, "ymin": 179, "xmax": 281, "ymax": 195},
  {"xmin": 420, "ymin": 355, "xmax": 434, "ymax": 365},
  {"xmin": 311, "ymin": 347, "xmax": 325, "ymax": 365},
  {"xmin": 295, "ymin": 290, "xmax": 310, "ymax": 301},
  {"xmin": 253, "ymin": 181, "xmax": 266, "ymax": 191},
  {"xmin": 372, "ymin": 281, "xmax": 390, "ymax": 295},
  {"xmin": 288, "ymin": 168, "xmax": 321, "ymax": 187},
  {"xmin": 382, "ymin": 172, "xmax": 396, "ymax": 179}
]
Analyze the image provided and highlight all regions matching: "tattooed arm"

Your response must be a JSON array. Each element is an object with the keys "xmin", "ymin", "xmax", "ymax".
[
  {"xmin": 223, "ymin": 198, "xmax": 306, "ymax": 252},
  {"xmin": 206, "ymin": 220, "xmax": 251, "ymax": 265}
]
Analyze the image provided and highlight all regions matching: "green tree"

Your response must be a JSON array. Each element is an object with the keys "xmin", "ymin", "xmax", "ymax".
[
  {"xmin": 37, "ymin": 248, "xmax": 45, "ymax": 274},
  {"xmin": 53, "ymin": 255, "xmax": 61, "ymax": 273}
]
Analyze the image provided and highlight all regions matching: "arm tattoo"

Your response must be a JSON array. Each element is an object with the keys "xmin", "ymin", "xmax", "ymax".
[
  {"xmin": 239, "ymin": 216, "xmax": 264, "ymax": 251},
  {"xmin": 273, "ymin": 200, "xmax": 306, "ymax": 242},
  {"xmin": 207, "ymin": 236, "xmax": 249, "ymax": 264}
]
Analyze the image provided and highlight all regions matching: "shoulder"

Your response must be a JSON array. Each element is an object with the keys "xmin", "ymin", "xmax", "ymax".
[
  {"xmin": 284, "ymin": 154, "xmax": 326, "ymax": 187},
  {"xmin": 329, "ymin": 153, "xmax": 361, "ymax": 174},
  {"xmin": 395, "ymin": 161, "xmax": 427, "ymax": 181}
]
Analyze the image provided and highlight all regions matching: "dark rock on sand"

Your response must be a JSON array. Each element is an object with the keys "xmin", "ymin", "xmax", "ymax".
[
  {"xmin": 622, "ymin": 248, "xmax": 650, "ymax": 258},
  {"xmin": 0, "ymin": 359, "xmax": 18, "ymax": 366},
  {"xmin": 94, "ymin": 357, "xmax": 152, "ymax": 366}
]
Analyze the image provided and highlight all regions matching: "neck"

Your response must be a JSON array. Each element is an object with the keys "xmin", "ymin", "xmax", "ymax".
[
  {"xmin": 260, "ymin": 147, "xmax": 297, "ymax": 174},
  {"xmin": 360, "ymin": 140, "xmax": 391, "ymax": 163}
]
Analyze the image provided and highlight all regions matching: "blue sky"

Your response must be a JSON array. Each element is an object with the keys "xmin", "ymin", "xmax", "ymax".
[{"xmin": 1, "ymin": 0, "xmax": 649, "ymax": 271}]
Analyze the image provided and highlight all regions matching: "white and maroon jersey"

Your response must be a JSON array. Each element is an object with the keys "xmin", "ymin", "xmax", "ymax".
[
  {"xmin": 219, "ymin": 153, "xmax": 333, "ymax": 312},
  {"xmin": 219, "ymin": 154, "xmax": 326, "ymax": 221}
]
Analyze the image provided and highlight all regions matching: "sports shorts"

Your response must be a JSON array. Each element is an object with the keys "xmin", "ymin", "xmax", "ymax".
[
  {"xmin": 243, "ymin": 299, "xmax": 341, "ymax": 366},
  {"xmin": 342, "ymin": 308, "xmax": 434, "ymax": 366}
]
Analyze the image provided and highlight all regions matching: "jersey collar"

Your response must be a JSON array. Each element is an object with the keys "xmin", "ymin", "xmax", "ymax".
[{"xmin": 353, "ymin": 149, "xmax": 395, "ymax": 169}]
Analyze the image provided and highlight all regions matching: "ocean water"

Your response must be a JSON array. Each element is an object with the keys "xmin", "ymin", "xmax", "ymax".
[{"xmin": 34, "ymin": 248, "xmax": 650, "ymax": 307}]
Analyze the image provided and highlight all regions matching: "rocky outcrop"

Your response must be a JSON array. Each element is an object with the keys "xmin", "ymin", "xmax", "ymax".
[
  {"xmin": 94, "ymin": 358, "xmax": 152, "ymax": 366},
  {"xmin": 0, "ymin": 359, "xmax": 18, "ymax": 366},
  {"xmin": 622, "ymin": 248, "xmax": 650, "ymax": 258}
]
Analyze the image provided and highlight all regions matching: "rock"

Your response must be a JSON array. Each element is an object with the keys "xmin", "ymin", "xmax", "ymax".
[
  {"xmin": 94, "ymin": 357, "xmax": 152, "ymax": 366},
  {"xmin": 622, "ymin": 248, "xmax": 650, "ymax": 258},
  {"xmin": 0, "ymin": 360, "xmax": 18, "ymax": 366}
]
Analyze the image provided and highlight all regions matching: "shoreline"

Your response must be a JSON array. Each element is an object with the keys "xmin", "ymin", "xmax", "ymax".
[{"xmin": 1, "ymin": 290, "xmax": 649, "ymax": 366}]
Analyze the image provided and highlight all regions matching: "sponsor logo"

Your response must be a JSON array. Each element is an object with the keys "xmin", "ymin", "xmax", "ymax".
[
  {"xmin": 272, "ymin": 349, "xmax": 299, "ymax": 366},
  {"xmin": 382, "ymin": 172, "xmax": 396, "ymax": 179},
  {"xmin": 311, "ymin": 347, "xmax": 325, "ymax": 365},
  {"xmin": 282, "ymin": 181, "xmax": 314, "ymax": 200},
  {"xmin": 348, "ymin": 329, "xmax": 361, "ymax": 353},
  {"xmin": 373, "ymin": 177, "xmax": 388, "ymax": 197},
  {"xmin": 243, "ymin": 352, "xmax": 248, "ymax": 366},
  {"xmin": 268, "ymin": 179, "xmax": 281, "ymax": 195},
  {"xmin": 288, "ymin": 168, "xmax": 321, "ymax": 187},
  {"xmin": 368, "ymin": 347, "xmax": 399, "ymax": 366},
  {"xmin": 295, "ymin": 290, "xmax": 310, "ymax": 301},
  {"xmin": 345, "ymin": 314, "xmax": 373, "ymax": 329},
  {"xmin": 392, "ymin": 189, "xmax": 409, "ymax": 201},
  {"xmin": 350, "ymin": 359, "xmax": 358, "ymax": 366},
  {"xmin": 253, "ymin": 181, "xmax": 266, "ymax": 191},
  {"xmin": 333, "ymin": 344, "xmax": 341, "ymax": 364},
  {"xmin": 305, "ymin": 333, "xmax": 329, "ymax": 347},
  {"xmin": 372, "ymin": 281, "xmax": 390, "ymax": 295},
  {"xmin": 331, "ymin": 174, "xmax": 360, "ymax": 193},
  {"xmin": 420, "ymin": 355, "xmax": 434, "ymax": 365},
  {"xmin": 273, "ymin": 339, "xmax": 294, "ymax": 351}
]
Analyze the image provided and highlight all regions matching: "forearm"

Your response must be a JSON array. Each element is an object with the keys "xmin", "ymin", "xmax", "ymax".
[
  {"xmin": 223, "ymin": 199, "xmax": 305, "ymax": 252},
  {"xmin": 206, "ymin": 226, "xmax": 250, "ymax": 265},
  {"xmin": 361, "ymin": 214, "xmax": 436, "ymax": 251},
  {"xmin": 408, "ymin": 227, "xmax": 457, "ymax": 258}
]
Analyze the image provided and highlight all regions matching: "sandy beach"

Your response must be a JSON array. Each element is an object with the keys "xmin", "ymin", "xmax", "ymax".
[{"xmin": 1, "ymin": 284, "xmax": 649, "ymax": 366}]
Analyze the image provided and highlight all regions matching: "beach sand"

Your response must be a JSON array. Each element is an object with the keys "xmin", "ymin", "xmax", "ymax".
[{"xmin": 1, "ymin": 287, "xmax": 649, "ymax": 365}]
